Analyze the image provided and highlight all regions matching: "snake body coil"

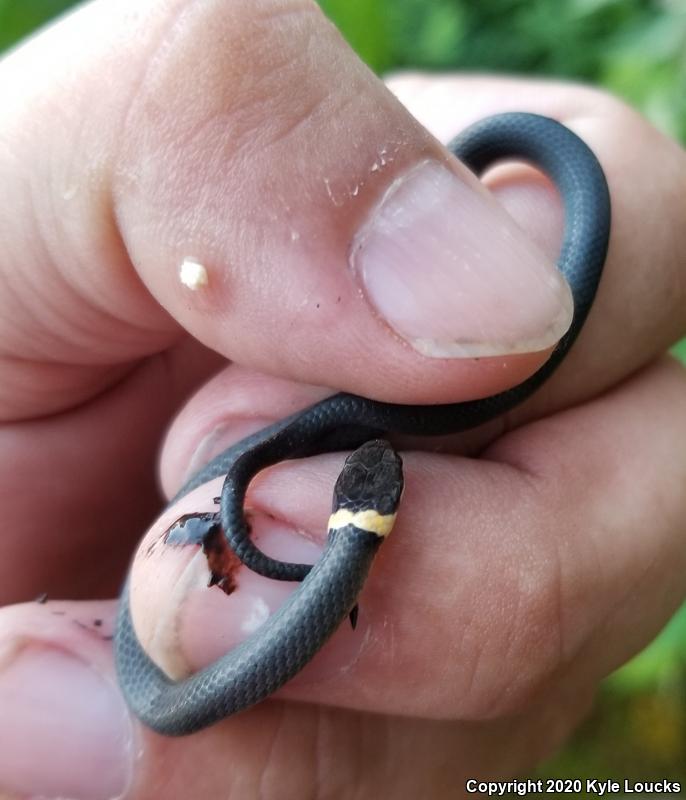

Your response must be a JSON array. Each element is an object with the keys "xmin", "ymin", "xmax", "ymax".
[{"xmin": 115, "ymin": 112, "xmax": 611, "ymax": 735}]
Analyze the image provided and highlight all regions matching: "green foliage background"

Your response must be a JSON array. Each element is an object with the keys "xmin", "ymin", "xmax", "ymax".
[
  {"xmin": 2, "ymin": 0, "xmax": 685, "ymax": 786},
  {"xmin": 319, "ymin": 0, "xmax": 686, "ymax": 143}
]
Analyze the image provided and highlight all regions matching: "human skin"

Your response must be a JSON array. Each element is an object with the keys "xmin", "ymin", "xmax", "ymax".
[{"xmin": 0, "ymin": 1, "xmax": 686, "ymax": 798}]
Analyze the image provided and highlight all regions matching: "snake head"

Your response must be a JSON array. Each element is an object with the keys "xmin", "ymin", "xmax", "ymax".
[{"xmin": 328, "ymin": 440, "xmax": 404, "ymax": 540}]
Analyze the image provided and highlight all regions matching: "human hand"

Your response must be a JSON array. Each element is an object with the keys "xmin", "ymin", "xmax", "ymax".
[{"xmin": 0, "ymin": 2, "xmax": 685, "ymax": 799}]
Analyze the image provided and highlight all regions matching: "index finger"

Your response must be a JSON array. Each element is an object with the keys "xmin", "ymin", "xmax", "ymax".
[{"xmin": 388, "ymin": 73, "xmax": 686, "ymax": 419}]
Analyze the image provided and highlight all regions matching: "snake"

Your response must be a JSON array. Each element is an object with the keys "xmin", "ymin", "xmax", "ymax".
[{"xmin": 114, "ymin": 112, "xmax": 611, "ymax": 736}]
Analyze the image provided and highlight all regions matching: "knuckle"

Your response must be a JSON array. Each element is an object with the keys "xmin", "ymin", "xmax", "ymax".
[
  {"xmin": 455, "ymin": 486, "xmax": 572, "ymax": 719},
  {"xmin": 128, "ymin": 0, "xmax": 329, "ymax": 141},
  {"xmin": 556, "ymin": 82, "xmax": 667, "ymax": 154},
  {"xmin": 113, "ymin": 0, "xmax": 339, "ymax": 250},
  {"xmin": 556, "ymin": 81, "xmax": 641, "ymax": 127},
  {"xmin": 116, "ymin": 0, "xmax": 342, "ymax": 207},
  {"xmin": 470, "ymin": 570, "xmax": 567, "ymax": 718},
  {"xmin": 580, "ymin": 84, "xmax": 633, "ymax": 117}
]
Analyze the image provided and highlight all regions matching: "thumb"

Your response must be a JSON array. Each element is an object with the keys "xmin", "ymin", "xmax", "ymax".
[{"xmin": 0, "ymin": 0, "xmax": 571, "ymax": 419}]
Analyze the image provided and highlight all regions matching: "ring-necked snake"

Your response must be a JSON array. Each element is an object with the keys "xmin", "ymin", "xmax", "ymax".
[{"xmin": 114, "ymin": 112, "xmax": 611, "ymax": 735}]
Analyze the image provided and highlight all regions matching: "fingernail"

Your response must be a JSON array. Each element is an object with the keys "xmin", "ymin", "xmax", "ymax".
[
  {"xmin": 183, "ymin": 418, "xmax": 274, "ymax": 483},
  {"xmin": 0, "ymin": 645, "xmax": 133, "ymax": 800},
  {"xmin": 148, "ymin": 515, "xmax": 365, "ymax": 683},
  {"xmin": 167, "ymin": 516, "xmax": 325, "ymax": 670},
  {"xmin": 351, "ymin": 159, "xmax": 573, "ymax": 358}
]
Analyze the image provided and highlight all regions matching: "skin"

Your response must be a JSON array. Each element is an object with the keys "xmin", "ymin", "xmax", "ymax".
[{"xmin": 0, "ymin": 1, "xmax": 686, "ymax": 798}]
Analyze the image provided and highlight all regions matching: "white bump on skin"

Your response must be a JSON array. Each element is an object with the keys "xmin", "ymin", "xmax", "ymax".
[
  {"xmin": 179, "ymin": 257, "xmax": 209, "ymax": 290},
  {"xmin": 239, "ymin": 597, "xmax": 271, "ymax": 635}
]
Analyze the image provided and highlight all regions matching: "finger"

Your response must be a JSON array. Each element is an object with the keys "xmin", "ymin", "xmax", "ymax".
[
  {"xmin": 0, "ymin": 337, "xmax": 222, "ymax": 605},
  {"xmin": 387, "ymin": 73, "xmax": 686, "ymax": 417},
  {"xmin": 154, "ymin": 361, "xmax": 501, "ymax": 500},
  {"xmin": 1, "ymin": 0, "xmax": 575, "ymax": 424},
  {"xmin": 154, "ymin": 362, "xmax": 490, "ymax": 499},
  {"xmin": 0, "ymin": 599, "xmax": 593, "ymax": 799},
  {"xmin": 132, "ymin": 357, "xmax": 686, "ymax": 720}
]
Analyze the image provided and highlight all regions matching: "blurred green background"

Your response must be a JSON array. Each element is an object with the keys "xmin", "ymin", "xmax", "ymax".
[{"xmin": 2, "ymin": 0, "xmax": 685, "ymax": 787}]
